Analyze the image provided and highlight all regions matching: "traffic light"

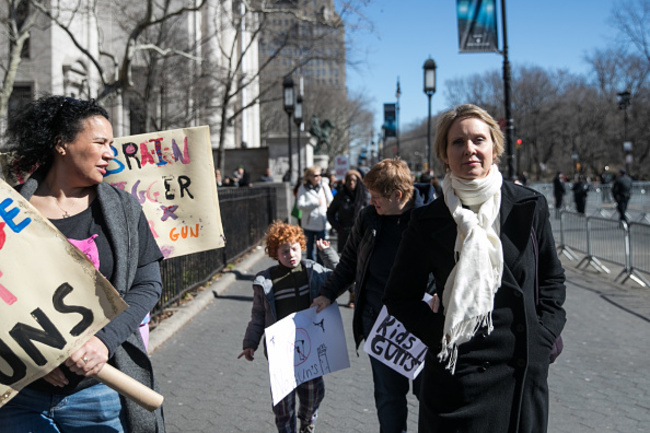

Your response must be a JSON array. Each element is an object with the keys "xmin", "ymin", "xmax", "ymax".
[{"xmin": 516, "ymin": 138, "xmax": 522, "ymax": 149}]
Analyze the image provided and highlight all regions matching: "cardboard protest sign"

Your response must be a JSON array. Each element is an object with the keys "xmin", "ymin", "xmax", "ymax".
[
  {"xmin": 104, "ymin": 126, "xmax": 224, "ymax": 259},
  {"xmin": 265, "ymin": 303, "xmax": 350, "ymax": 406},
  {"xmin": 334, "ymin": 155, "xmax": 349, "ymax": 180},
  {"xmin": 362, "ymin": 294, "xmax": 432, "ymax": 380},
  {"xmin": 0, "ymin": 179, "xmax": 128, "ymax": 408}
]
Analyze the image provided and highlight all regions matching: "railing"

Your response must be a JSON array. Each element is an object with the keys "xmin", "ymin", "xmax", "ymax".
[
  {"xmin": 530, "ymin": 181, "xmax": 650, "ymax": 213},
  {"xmin": 152, "ymin": 186, "xmax": 277, "ymax": 319},
  {"xmin": 557, "ymin": 209, "xmax": 650, "ymax": 287}
]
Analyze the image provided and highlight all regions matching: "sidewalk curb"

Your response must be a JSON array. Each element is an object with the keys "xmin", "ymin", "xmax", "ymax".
[{"xmin": 148, "ymin": 247, "xmax": 266, "ymax": 354}]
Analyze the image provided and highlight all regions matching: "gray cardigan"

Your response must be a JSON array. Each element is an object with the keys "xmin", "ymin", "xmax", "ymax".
[{"xmin": 19, "ymin": 172, "xmax": 165, "ymax": 433}]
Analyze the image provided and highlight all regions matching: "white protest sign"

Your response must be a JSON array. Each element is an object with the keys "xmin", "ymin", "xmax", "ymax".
[
  {"xmin": 0, "ymin": 179, "xmax": 128, "ymax": 407},
  {"xmin": 334, "ymin": 155, "xmax": 349, "ymax": 180},
  {"xmin": 265, "ymin": 303, "xmax": 350, "ymax": 406},
  {"xmin": 104, "ymin": 126, "xmax": 224, "ymax": 259},
  {"xmin": 362, "ymin": 294, "xmax": 432, "ymax": 380}
]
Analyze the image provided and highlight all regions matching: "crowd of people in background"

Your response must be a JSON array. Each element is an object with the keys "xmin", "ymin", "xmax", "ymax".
[{"xmin": 550, "ymin": 168, "xmax": 634, "ymax": 219}]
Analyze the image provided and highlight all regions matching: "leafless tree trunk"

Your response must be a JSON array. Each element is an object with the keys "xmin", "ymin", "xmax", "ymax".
[{"xmin": 0, "ymin": 0, "xmax": 40, "ymax": 119}]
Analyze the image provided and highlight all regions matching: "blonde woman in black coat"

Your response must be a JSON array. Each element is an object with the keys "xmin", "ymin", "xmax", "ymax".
[{"xmin": 383, "ymin": 104, "xmax": 566, "ymax": 433}]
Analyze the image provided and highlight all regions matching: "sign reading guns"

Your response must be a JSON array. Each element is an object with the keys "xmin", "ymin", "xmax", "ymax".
[
  {"xmin": 104, "ymin": 126, "xmax": 225, "ymax": 259},
  {"xmin": 363, "ymin": 294, "xmax": 432, "ymax": 380},
  {"xmin": 0, "ymin": 179, "xmax": 128, "ymax": 407}
]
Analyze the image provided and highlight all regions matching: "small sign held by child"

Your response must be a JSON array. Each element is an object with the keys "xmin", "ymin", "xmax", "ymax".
[{"xmin": 265, "ymin": 303, "xmax": 350, "ymax": 405}]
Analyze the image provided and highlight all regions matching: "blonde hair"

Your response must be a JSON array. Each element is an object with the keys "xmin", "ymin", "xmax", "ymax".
[
  {"xmin": 434, "ymin": 104, "xmax": 504, "ymax": 165},
  {"xmin": 303, "ymin": 166, "xmax": 322, "ymax": 183}
]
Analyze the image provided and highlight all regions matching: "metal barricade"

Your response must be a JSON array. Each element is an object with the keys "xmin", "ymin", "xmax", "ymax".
[
  {"xmin": 577, "ymin": 216, "xmax": 625, "ymax": 274},
  {"xmin": 627, "ymin": 222, "xmax": 650, "ymax": 286},
  {"xmin": 557, "ymin": 211, "xmax": 585, "ymax": 261}
]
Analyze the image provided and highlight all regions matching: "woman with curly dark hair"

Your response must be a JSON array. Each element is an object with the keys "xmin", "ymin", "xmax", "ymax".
[{"xmin": 0, "ymin": 95, "xmax": 165, "ymax": 432}]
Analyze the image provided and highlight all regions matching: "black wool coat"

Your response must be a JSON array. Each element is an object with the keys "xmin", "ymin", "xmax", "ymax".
[{"xmin": 383, "ymin": 180, "xmax": 566, "ymax": 433}]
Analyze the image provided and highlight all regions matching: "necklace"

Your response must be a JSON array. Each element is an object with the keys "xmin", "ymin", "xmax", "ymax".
[{"xmin": 52, "ymin": 197, "xmax": 72, "ymax": 218}]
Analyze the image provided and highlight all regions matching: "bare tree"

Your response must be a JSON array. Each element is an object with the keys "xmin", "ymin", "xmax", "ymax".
[
  {"xmin": 443, "ymin": 70, "xmax": 503, "ymax": 116},
  {"xmin": 194, "ymin": 0, "xmax": 370, "ymax": 172},
  {"xmin": 309, "ymin": 88, "xmax": 374, "ymax": 161},
  {"xmin": 611, "ymin": 0, "xmax": 650, "ymax": 63},
  {"xmin": 0, "ymin": 0, "xmax": 41, "ymax": 119},
  {"xmin": 32, "ymin": 0, "xmax": 207, "ymax": 101},
  {"xmin": 1, "ymin": 0, "xmax": 374, "ymax": 175}
]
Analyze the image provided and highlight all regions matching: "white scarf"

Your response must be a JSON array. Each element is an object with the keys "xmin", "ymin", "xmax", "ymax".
[{"xmin": 438, "ymin": 165, "xmax": 504, "ymax": 374}]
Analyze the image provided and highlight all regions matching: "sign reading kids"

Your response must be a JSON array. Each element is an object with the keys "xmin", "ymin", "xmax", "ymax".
[
  {"xmin": 0, "ymin": 179, "xmax": 127, "ymax": 408},
  {"xmin": 104, "ymin": 126, "xmax": 224, "ymax": 259},
  {"xmin": 362, "ymin": 294, "xmax": 432, "ymax": 380}
]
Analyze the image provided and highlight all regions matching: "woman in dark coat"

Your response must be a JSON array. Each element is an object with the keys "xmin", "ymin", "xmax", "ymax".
[
  {"xmin": 326, "ymin": 169, "xmax": 370, "ymax": 254},
  {"xmin": 572, "ymin": 176, "xmax": 589, "ymax": 214},
  {"xmin": 326, "ymin": 169, "xmax": 370, "ymax": 307},
  {"xmin": 383, "ymin": 104, "xmax": 566, "ymax": 433}
]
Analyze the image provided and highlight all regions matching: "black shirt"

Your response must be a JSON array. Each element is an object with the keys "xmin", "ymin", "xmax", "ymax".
[
  {"xmin": 271, "ymin": 263, "xmax": 310, "ymax": 320},
  {"xmin": 364, "ymin": 210, "xmax": 412, "ymax": 314},
  {"xmin": 32, "ymin": 199, "xmax": 113, "ymax": 393}
]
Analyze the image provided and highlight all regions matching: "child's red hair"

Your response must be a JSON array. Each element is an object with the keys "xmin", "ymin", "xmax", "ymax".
[{"xmin": 265, "ymin": 220, "xmax": 307, "ymax": 259}]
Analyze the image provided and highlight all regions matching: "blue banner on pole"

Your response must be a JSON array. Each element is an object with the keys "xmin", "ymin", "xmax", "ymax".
[
  {"xmin": 383, "ymin": 103, "xmax": 396, "ymax": 138},
  {"xmin": 457, "ymin": 0, "xmax": 499, "ymax": 53}
]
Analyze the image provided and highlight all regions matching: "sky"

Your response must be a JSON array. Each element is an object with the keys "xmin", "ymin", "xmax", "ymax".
[{"xmin": 343, "ymin": 0, "xmax": 620, "ymax": 142}]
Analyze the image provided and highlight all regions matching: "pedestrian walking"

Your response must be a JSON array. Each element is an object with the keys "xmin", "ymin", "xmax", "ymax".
[
  {"xmin": 296, "ymin": 166, "xmax": 333, "ymax": 262},
  {"xmin": 238, "ymin": 221, "xmax": 337, "ymax": 433},
  {"xmin": 326, "ymin": 169, "xmax": 369, "ymax": 254},
  {"xmin": 326, "ymin": 169, "xmax": 370, "ymax": 307},
  {"xmin": 312, "ymin": 158, "xmax": 435, "ymax": 433},
  {"xmin": 553, "ymin": 170, "xmax": 566, "ymax": 217},
  {"xmin": 1, "ymin": 95, "xmax": 165, "ymax": 432},
  {"xmin": 572, "ymin": 175, "xmax": 589, "ymax": 214},
  {"xmin": 612, "ymin": 168, "xmax": 632, "ymax": 223},
  {"xmin": 383, "ymin": 104, "xmax": 567, "ymax": 433}
]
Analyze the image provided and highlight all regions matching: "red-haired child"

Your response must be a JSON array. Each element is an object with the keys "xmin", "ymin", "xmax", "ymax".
[{"xmin": 239, "ymin": 221, "xmax": 338, "ymax": 433}]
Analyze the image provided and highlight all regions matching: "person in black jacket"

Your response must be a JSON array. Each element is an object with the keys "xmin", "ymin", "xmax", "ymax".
[
  {"xmin": 572, "ymin": 175, "xmax": 589, "ymax": 214},
  {"xmin": 326, "ymin": 169, "xmax": 370, "ymax": 307},
  {"xmin": 612, "ymin": 168, "xmax": 633, "ymax": 222},
  {"xmin": 383, "ymin": 104, "xmax": 566, "ymax": 433},
  {"xmin": 552, "ymin": 171, "xmax": 566, "ymax": 218},
  {"xmin": 312, "ymin": 158, "xmax": 435, "ymax": 433},
  {"xmin": 326, "ymin": 169, "xmax": 370, "ymax": 253}
]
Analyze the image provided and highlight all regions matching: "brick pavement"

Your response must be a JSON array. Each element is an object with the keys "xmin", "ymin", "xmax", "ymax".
[{"xmin": 150, "ymin": 248, "xmax": 650, "ymax": 432}]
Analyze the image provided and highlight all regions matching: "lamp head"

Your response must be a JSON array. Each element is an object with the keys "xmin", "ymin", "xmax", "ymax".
[
  {"xmin": 423, "ymin": 58, "xmax": 437, "ymax": 95},
  {"xmin": 283, "ymin": 76, "xmax": 295, "ymax": 114}
]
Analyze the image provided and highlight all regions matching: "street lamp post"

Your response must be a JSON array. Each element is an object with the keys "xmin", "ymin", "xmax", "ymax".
[
  {"xmin": 617, "ymin": 90, "xmax": 632, "ymax": 173},
  {"xmin": 283, "ymin": 76, "xmax": 295, "ymax": 183},
  {"xmin": 396, "ymin": 77, "xmax": 401, "ymax": 156},
  {"xmin": 423, "ymin": 58, "xmax": 437, "ymax": 171},
  {"xmin": 500, "ymin": 0, "xmax": 516, "ymax": 181},
  {"xmin": 294, "ymin": 93, "xmax": 303, "ymax": 182}
]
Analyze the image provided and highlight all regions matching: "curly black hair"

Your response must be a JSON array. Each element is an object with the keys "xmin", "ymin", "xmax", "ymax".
[{"xmin": 5, "ymin": 94, "xmax": 110, "ymax": 174}]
